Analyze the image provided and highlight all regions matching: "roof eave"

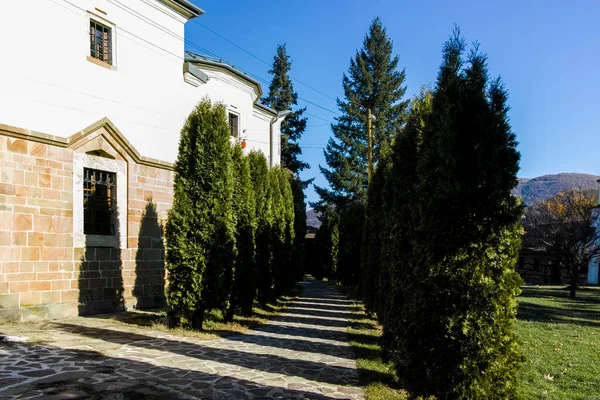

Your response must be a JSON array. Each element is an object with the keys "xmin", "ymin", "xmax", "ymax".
[
  {"xmin": 158, "ymin": 0, "xmax": 204, "ymax": 19},
  {"xmin": 254, "ymin": 102, "xmax": 277, "ymax": 117},
  {"xmin": 184, "ymin": 53, "xmax": 263, "ymax": 100}
]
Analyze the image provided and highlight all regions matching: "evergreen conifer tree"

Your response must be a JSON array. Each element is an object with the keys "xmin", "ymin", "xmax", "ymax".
[
  {"xmin": 228, "ymin": 145, "xmax": 257, "ymax": 318},
  {"xmin": 269, "ymin": 168, "xmax": 287, "ymax": 296},
  {"xmin": 262, "ymin": 44, "xmax": 309, "ymax": 174},
  {"xmin": 248, "ymin": 151, "xmax": 274, "ymax": 306},
  {"xmin": 395, "ymin": 29, "xmax": 523, "ymax": 399},
  {"xmin": 263, "ymin": 44, "xmax": 310, "ymax": 281},
  {"xmin": 165, "ymin": 99, "xmax": 236, "ymax": 330},
  {"xmin": 315, "ymin": 17, "xmax": 409, "ymax": 210}
]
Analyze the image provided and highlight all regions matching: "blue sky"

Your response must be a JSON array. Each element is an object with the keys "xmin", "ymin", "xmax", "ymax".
[{"xmin": 184, "ymin": 0, "xmax": 600, "ymax": 204}]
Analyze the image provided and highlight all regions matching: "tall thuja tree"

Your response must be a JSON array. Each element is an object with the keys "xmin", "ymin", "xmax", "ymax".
[
  {"xmin": 227, "ymin": 145, "xmax": 257, "ymax": 318},
  {"xmin": 290, "ymin": 177, "xmax": 307, "ymax": 280},
  {"xmin": 361, "ymin": 152, "xmax": 391, "ymax": 313},
  {"xmin": 378, "ymin": 89, "xmax": 431, "ymax": 363},
  {"xmin": 314, "ymin": 206, "xmax": 340, "ymax": 280},
  {"xmin": 266, "ymin": 168, "xmax": 296, "ymax": 294},
  {"xmin": 263, "ymin": 44, "xmax": 310, "ymax": 282},
  {"xmin": 398, "ymin": 29, "xmax": 523, "ymax": 399},
  {"xmin": 315, "ymin": 17, "xmax": 408, "ymax": 210},
  {"xmin": 165, "ymin": 99, "xmax": 236, "ymax": 330},
  {"xmin": 249, "ymin": 151, "xmax": 273, "ymax": 306}
]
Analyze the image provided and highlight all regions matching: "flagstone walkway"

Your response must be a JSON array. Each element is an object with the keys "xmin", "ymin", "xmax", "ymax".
[{"xmin": 0, "ymin": 281, "xmax": 364, "ymax": 399}]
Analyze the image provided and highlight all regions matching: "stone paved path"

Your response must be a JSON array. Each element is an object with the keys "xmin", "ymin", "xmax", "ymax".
[{"xmin": 0, "ymin": 281, "xmax": 364, "ymax": 399}]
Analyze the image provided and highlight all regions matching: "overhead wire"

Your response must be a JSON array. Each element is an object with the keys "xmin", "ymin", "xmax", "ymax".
[
  {"xmin": 45, "ymin": 0, "xmax": 339, "ymax": 140},
  {"xmin": 61, "ymin": 0, "xmax": 342, "ymax": 117}
]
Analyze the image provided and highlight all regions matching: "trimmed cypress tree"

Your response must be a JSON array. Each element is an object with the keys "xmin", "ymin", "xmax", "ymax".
[
  {"xmin": 361, "ymin": 152, "xmax": 391, "ymax": 314},
  {"xmin": 269, "ymin": 167, "xmax": 287, "ymax": 297},
  {"xmin": 336, "ymin": 200, "xmax": 366, "ymax": 286},
  {"xmin": 315, "ymin": 17, "xmax": 408, "ymax": 210},
  {"xmin": 248, "ymin": 151, "xmax": 274, "ymax": 306},
  {"xmin": 227, "ymin": 145, "xmax": 257, "ymax": 319},
  {"xmin": 262, "ymin": 44, "xmax": 310, "ymax": 282},
  {"xmin": 378, "ymin": 88, "xmax": 431, "ymax": 363},
  {"xmin": 290, "ymin": 177, "xmax": 307, "ymax": 281},
  {"xmin": 314, "ymin": 206, "xmax": 339, "ymax": 280},
  {"xmin": 395, "ymin": 29, "xmax": 523, "ymax": 399},
  {"xmin": 280, "ymin": 169, "xmax": 296, "ymax": 291},
  {"xmin": 165, "ymin": 98, "xmax": 236, "ymax": 330}
]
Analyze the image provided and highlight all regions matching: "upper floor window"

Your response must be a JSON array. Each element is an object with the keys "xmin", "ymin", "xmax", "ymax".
[
  {"xmin": 83, "ymin": 168, "xmax": 116, "ymax": 235},
  {"xmin": 90, "ymin": 20, "xmax": 112, "ymax": 65},
  {"xmin": 229, "ymin": 112, "xmax": 240, "ymax": 138}
]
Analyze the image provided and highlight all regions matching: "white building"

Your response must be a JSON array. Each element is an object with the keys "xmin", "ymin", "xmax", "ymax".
[
  {"xmin": 0, "ymin": 0, "xmax": 283, "ymax": 166},
  {"xmin": 0, "ymin": 0, "xmax": 285, "ymax": 321}
]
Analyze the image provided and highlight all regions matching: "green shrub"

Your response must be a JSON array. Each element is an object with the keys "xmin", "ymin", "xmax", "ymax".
[
  {"xmin": 248, "ymin": 151, "xmax": 273, "ymax": 306},
  {"xmin": 228, "ymin": 145, "xmax": 257, "ymax": 318},
  {"xmin": 165, "ymin": 98, "xmax": 236, "ymax": 330}
]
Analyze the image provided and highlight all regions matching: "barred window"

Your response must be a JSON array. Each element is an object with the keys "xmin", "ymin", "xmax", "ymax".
[
  {"xmin": 90, "ymin": 20, "xmax": 112, "ymax": 65},
  {"xmin": 229, "ymin": 112, "xmax": 239, "ymax": 138},
  {"xmin": 83, "ymin": 168, "xmax": 116, "ymax": 235}
]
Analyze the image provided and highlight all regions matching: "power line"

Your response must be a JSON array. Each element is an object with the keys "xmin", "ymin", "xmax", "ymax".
[
  {"xmin": 62, "ymin": 0, "xmax": 341, "ymax": 117},
  {"xmin": 108, "ymin": 0, "xmax": 341, "ymax": 114},
  {"xmin": 193, "ymin": 22, "xmax": 339, "ymax": 102},
  {"xmin": 52, "ymin": 0, "xmax": 341, "ymax": 127},
  {"xmin": 0, "ymin": 69, "xmax": 181, "ymax": 119}
]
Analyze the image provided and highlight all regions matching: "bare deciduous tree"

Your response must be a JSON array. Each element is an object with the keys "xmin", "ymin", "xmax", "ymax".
[{"xmin": 524, "ymin": 187, "xmax": 600, "ymax": 298}]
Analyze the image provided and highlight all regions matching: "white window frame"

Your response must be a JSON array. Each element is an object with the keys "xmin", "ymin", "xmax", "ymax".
[{"xmin": 73, "ymin": 153, "xmax": 127, "ymax": 248}]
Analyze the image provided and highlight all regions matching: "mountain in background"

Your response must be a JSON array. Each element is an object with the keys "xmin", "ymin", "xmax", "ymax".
[
  {"xmin": 512, "ymin": 173, "xmax": 599, "ymax": 205},
  {"xmin": 306, "ymin": 208, "xmax": 321, "ymax": 229},
  {"xmin": 306, "ymin": 173, "xmax": 600, "ymax": 229}
]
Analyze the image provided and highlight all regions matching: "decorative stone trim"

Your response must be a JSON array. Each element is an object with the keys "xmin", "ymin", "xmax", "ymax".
[
  {"xmin": 0, "ymin": 118, "xmax": 174, "ymax": 171},
  {"xmin": 73, "ymin": 153, "xmax": 127, "ymax": 248}
]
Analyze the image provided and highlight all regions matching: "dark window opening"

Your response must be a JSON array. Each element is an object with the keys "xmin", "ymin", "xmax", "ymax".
[
  {"xmin": 90, "ymin": 20, "xmax": 112, "ymax": 65},
  {"xmin": 84, "ymin": 168, "xmax": 116, "ymax": 235},
  {"xmin": 229, "ymin": 113, "xmax": 239, "ymax": 138}
]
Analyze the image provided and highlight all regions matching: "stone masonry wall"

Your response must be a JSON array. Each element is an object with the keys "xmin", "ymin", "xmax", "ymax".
[
  {"xmin": 0, "ymin": 125, "xmax": 173, "ymax": 322},
  {"xmin": 0, "ymin": 136, "xmax": 76, "ymax": 321}
]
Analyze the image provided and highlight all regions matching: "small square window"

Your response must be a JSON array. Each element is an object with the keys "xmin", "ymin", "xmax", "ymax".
[
  {"xmin": 83, "ymin": 168, "xmax": 116, "ymax": 235},
  {"xmin": 90, "ymin": 20, "xmax": 112, "ymax": 65},
  {"xmin": 229, "ymin": 112, "xmax": 239, "ymax": 138}
]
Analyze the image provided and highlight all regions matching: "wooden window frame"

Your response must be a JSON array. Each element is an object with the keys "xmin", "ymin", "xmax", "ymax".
[
  {"xmin": 88, "ymin": 18, "xmax": 115, "ymax": 68},
  {"xmin": 229, "ymin": 112, "xmax": 240, "ymax": 138}
]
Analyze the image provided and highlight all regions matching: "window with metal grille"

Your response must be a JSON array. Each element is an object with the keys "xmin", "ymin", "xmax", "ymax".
[
  {"xmin": 229, "ymin": 113, "xmax": 239, "ymax": 138},
  {"xmin": 83, "ymin": 168, "xmax": 116, "ymax": 235},
  {"xmin": 90, "ymin": 20, "xmax": 112, "ymax": 65}
]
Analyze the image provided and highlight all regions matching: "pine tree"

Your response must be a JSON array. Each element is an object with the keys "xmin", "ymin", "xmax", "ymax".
[
  {"xmin": 165, "ymin": 98, "xmax": 236, "ymax": 330},
  {"xmin": 262, "ymin": 44, "xmax": 309, "ymax": 174},
  {"xmin": 395, "ymin": 29, "xmax": 523, "ymax": 399},
  {"xmin": 248, "ymin": 151, "xmax": 274, "ymax": 306},
  {"xmin": 315, "ymin": 17, "xmax": 409, "ymax": 210},
  {"xmin": 228, "ymin": 145, "xmax": 257, "ymax": 318}
]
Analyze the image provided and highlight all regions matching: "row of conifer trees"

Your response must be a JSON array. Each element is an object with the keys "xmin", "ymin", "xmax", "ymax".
[
  {"xmin": 164, "ymin": 99, "xmax": 298, "ymax": 330},
  {"xmin": 314, "ymin": 28, "xmax": 524, "ymax": 399}
]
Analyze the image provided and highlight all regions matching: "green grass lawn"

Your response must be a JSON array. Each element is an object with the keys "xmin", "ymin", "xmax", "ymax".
[
  {"xmin": 346, "ymin": 286, "xmax": 600, "ymax": 400},
  {"xmin": 517, "ymin": 286, "xmax": 600, "ymax": 399}
]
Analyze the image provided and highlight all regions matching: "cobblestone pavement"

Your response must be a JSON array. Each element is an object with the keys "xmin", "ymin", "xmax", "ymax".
[{"xmin": 0, "ymin": 281, "xmax": 364, "ymax": 399}]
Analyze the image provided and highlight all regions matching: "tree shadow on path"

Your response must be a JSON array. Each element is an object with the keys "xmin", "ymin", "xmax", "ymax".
[{"xmin": 0, "ymin": 340, "xmax": 342, "ymax": 399}]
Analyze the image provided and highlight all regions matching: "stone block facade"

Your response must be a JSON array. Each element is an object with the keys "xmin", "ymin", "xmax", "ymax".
[{"xmin": 0, "ymin": 119, "xmax": 173, "ymax": 322}]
